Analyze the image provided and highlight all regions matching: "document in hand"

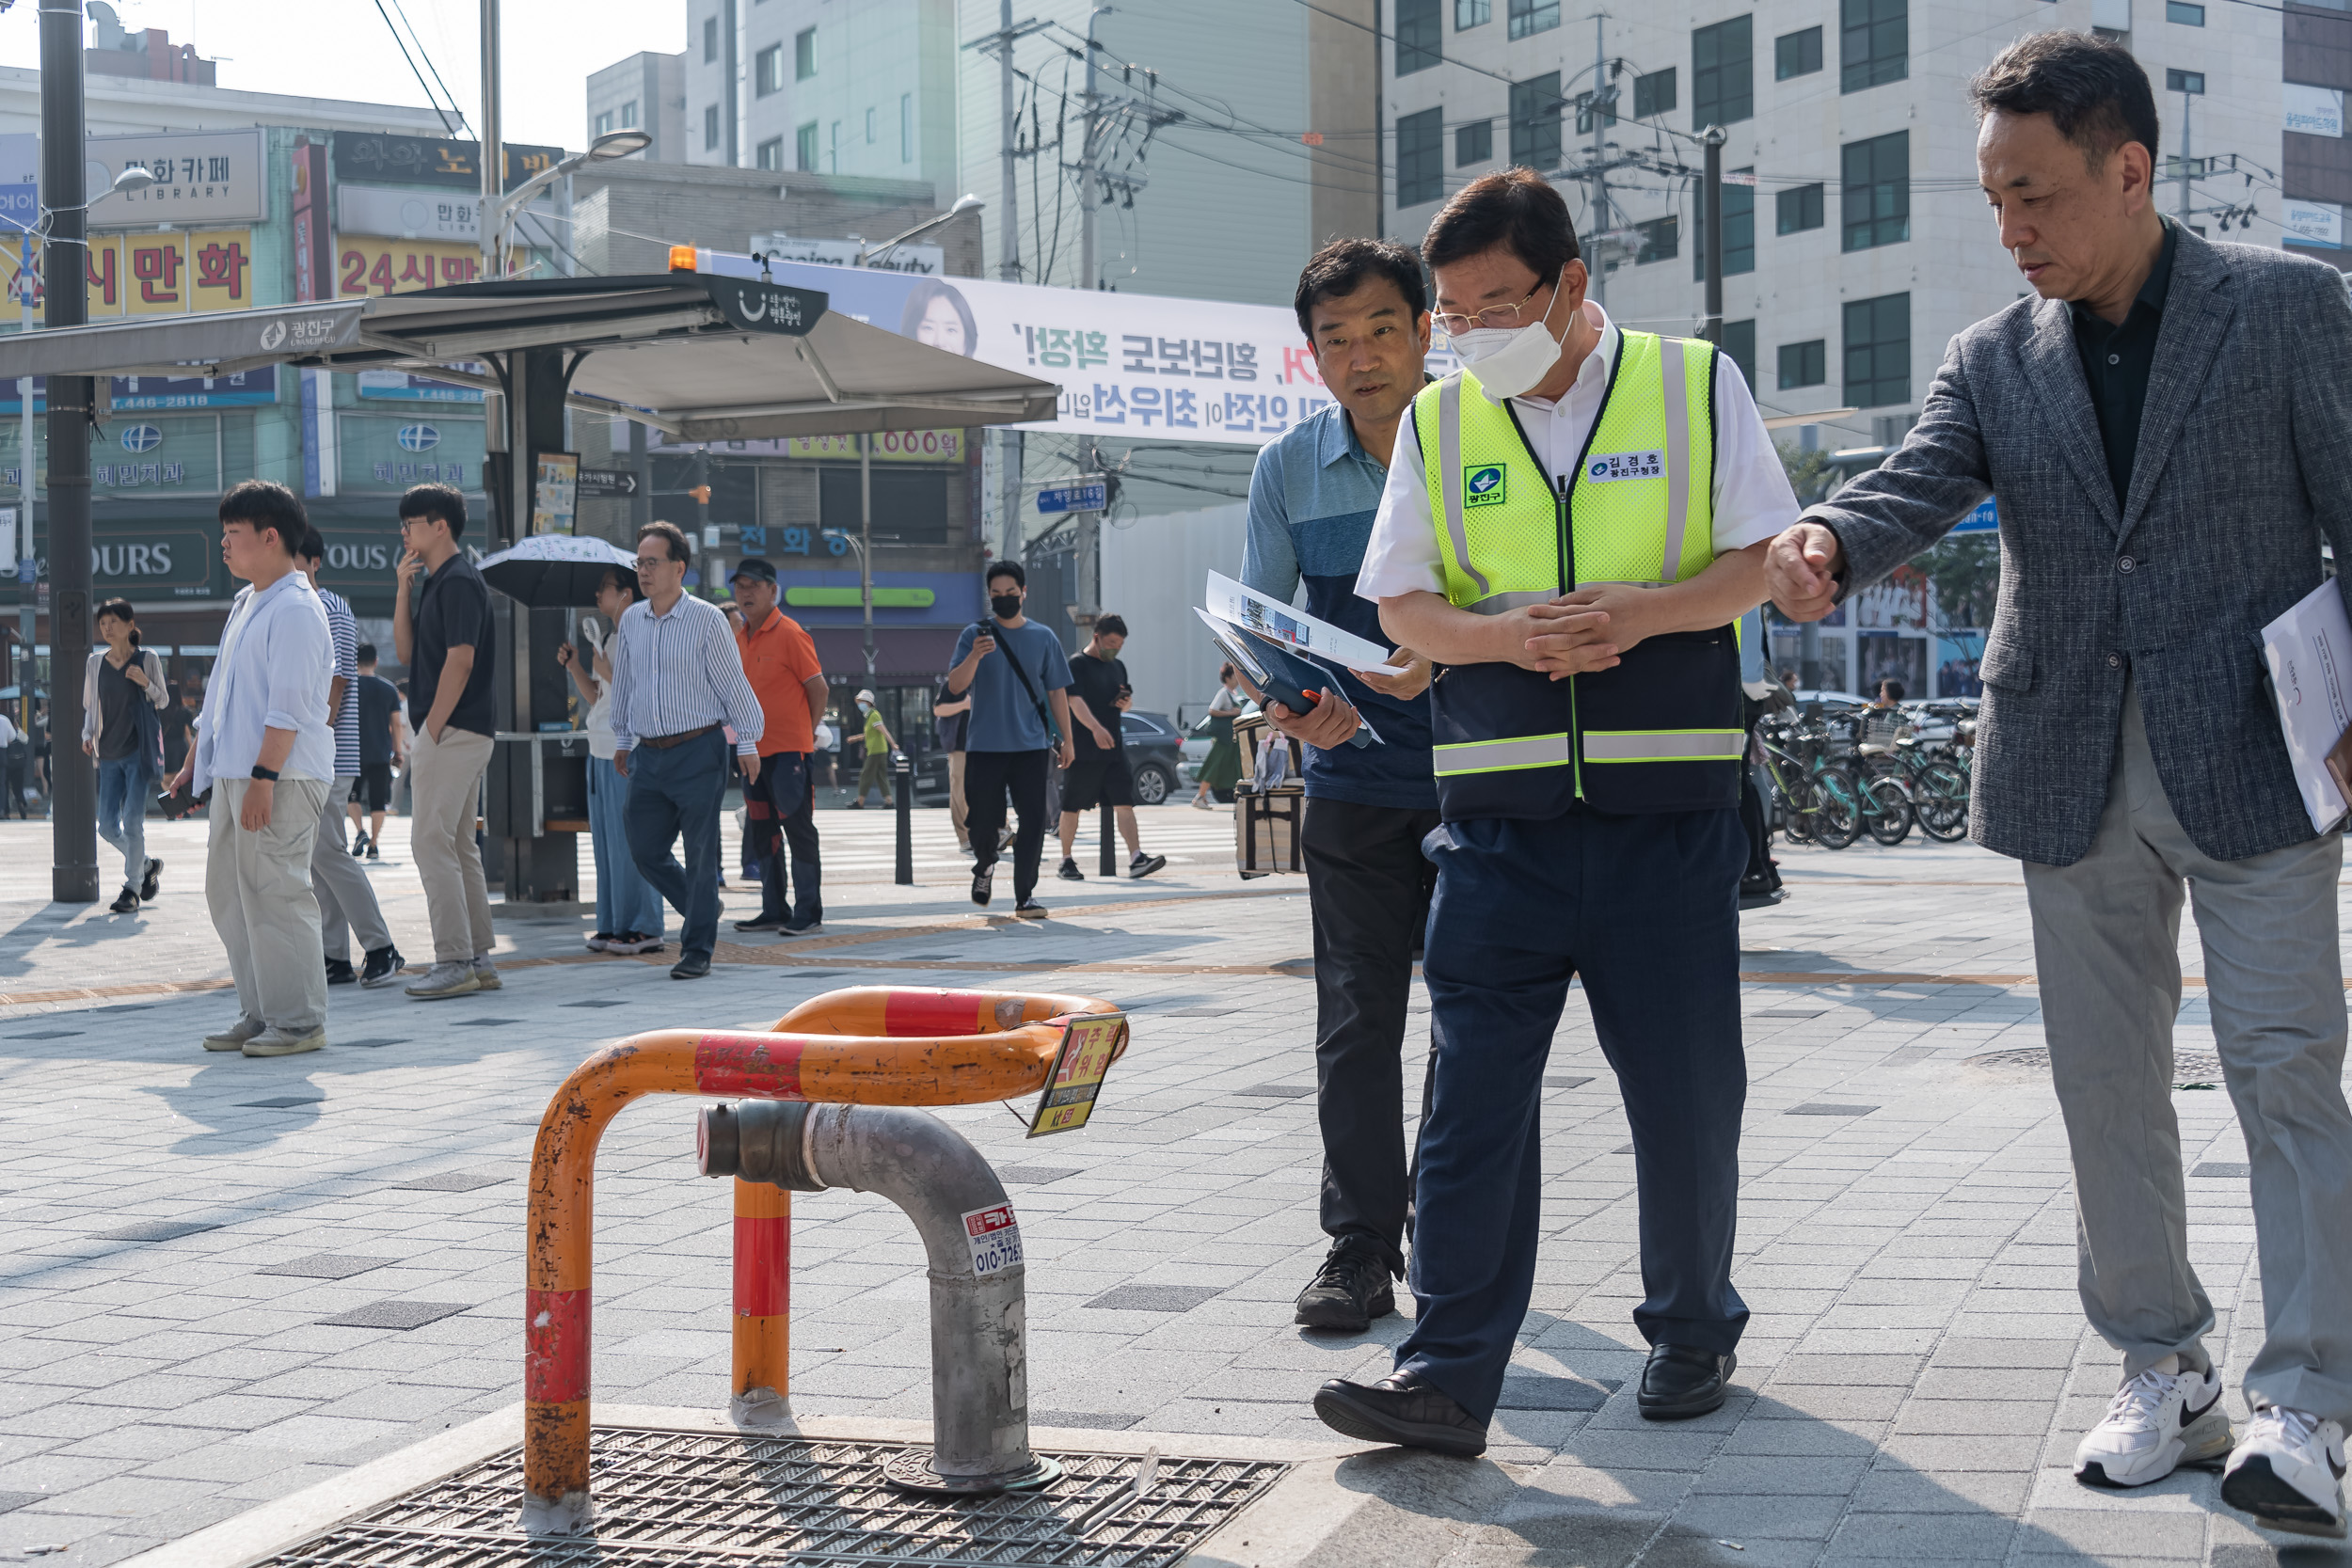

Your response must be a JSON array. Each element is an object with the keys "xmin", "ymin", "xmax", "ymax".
[
  {"xmin": 1202, "ymin": 570, "xmax": 1407, "ymax": 676},
  {"xmin": 2259, "ymin": 578, "xmax": 2352, "ymax": 834}
]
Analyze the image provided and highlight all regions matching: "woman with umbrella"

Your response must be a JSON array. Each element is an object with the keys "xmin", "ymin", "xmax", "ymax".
[{"xmin": 557, "ymin": 563, "xmax": 666, "ymax": 956}]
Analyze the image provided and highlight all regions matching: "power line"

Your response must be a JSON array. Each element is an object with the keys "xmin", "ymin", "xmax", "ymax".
[{"xmin": 372, "ymin": 0, "xmax": 459, "ymax": 136}]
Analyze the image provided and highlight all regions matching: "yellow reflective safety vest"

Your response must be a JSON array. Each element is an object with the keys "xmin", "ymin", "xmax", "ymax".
[{"xmin": 1411, "ymin": 329, "xmax": 1744, "ymax": 820}]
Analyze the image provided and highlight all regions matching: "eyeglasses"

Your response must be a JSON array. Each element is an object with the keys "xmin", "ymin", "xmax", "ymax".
[
  {"xmin": 1432, "ymin": 280, "xmax": 1553, "ymax": 339},
  {"xmin": 634, "ymin": 557, "xmax": 675, "ymax": 572}
]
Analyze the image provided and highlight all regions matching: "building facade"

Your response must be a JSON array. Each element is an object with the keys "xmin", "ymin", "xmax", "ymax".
[
  {"xmin": 586, "ymin": 51, "xmax": 687, "ymax": 167},
  {"xmin": 1382, "ymin": 0, "xmax": 2296, "ymax": 694}
]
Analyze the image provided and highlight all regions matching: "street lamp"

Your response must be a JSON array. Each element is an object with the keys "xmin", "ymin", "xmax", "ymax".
[
  {"xmin": 855, "ymin": 193, "xmax": 983, "ymax": 267},
  {"xmin": 819, "ymin": 525, "xmax": 876, "ymax": 685},
  {"xmin": 483, "ymin": 129, "xmax": 651, "ymax": 277}
]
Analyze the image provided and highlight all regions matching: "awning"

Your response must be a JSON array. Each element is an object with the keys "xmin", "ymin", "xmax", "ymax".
[{"xmin": 0, "ymin": 273, "xmax": 1061, "ymax": 440}]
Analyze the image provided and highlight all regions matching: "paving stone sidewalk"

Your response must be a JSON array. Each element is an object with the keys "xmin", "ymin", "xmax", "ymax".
[{"xmin": 0, "ymin": 809, "xmax": 2344, "ymax": 1566}]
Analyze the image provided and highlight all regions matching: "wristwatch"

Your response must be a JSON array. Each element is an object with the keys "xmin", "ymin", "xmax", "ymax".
[{"xmin": 249, "ymin": 765, "xmax": 279, "ymax": 782}]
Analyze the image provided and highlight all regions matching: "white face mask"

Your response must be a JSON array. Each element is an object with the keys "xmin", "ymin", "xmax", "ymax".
[{"xmin": 1447, "ymin": 268, "xmax": 1570, "ymax": 403}]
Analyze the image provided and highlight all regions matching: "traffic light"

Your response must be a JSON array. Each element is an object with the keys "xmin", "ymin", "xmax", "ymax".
[{"xmin": 688, "ymin": 484, "xmax": 712, "ymax": 505}]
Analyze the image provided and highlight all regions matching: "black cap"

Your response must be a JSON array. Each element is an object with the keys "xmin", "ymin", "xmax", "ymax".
[{"xmin": 730, "ymin": 557, "xmax": 778, "ymax": 585}]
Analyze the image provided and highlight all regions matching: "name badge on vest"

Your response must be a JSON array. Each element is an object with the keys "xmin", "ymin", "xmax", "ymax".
[
  {"xmin": 1586, "ymin": 450, "xmax": 1665, "ymax": 483},
  {"xmin": 1463, "ymin": 464, "xmax": 1507, "ymax": 507}
]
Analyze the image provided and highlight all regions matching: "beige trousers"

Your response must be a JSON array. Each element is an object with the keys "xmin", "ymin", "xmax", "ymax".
[
  {"xmin": 409, "ymin": 726, "xmax": 495, "ymax": 964},
  {"xmin": 948, "ymin": 750, "xmax": 969, "ymax": 848},
  {"xmin": 207, "ymin": 777, "xmax": 331, "ymax": 1033}
]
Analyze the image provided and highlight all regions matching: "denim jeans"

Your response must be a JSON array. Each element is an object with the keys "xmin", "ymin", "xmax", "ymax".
[
  {"xmin": 751, "ymin": 751, "xmax": 821, "ymax": 926},
  {"xmin": 623, "ymin": 728, "xmax": 730, "ymax": 961},
  {"xmin": 95, "ymin": 755, "xmax": 151, "ymax": 889},
  {"xmin": 588, "ymin": 754, "xmax": 663, "ymax": 939}
]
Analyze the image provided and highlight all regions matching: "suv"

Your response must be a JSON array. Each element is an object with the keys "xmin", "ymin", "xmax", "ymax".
[{"xmin": 911, "ymin": 709, "xmax": 1188, "ymax": 807}]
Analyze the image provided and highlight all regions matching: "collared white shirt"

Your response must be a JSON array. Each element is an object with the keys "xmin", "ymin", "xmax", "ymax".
[
  {"xmin": 608, "ymin": 591, "xmax": 766, "ymax": 755},
  {"xmin": 1357, "ymin": 301, "xmax": 1800, "ymax": 602},
  {"xmin": 192, "ymin": 572, "xmax": 335, "ymax": 794}
]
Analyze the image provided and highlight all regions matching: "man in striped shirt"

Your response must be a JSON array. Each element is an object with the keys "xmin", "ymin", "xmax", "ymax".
[
  {"xmin": 296, "ymin": 529, "xmax": 405, "ymax": 989},
  {"xmin": 611, "ymin": 521, "xmax": 766, "ymax": 980}
]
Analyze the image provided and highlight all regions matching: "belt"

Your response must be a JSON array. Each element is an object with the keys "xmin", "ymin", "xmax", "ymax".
[{"xmin": 636, "ymin": 724, "xmax": 719, "ymax": 751}]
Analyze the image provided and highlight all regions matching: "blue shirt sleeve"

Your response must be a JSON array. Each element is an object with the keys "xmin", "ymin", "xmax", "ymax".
[
  {"xmin": 1242, "ymin": 439, "xmax": 1299, "ymax": 603},
  {"xmin": 1040, "ymin": 632, "xmax": 1073, "ymax": 692},
  {"xmin": 950, "ymin": 626, "xmax": 976, "ymax": 669}
]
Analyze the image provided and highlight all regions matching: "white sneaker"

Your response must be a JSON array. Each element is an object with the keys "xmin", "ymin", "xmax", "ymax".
[
  {"xmin": 2223, "ymin": 1406, "xmax": 2347, "ymax": 1537},
  {"xmin": 2074, "ymin": 1361, "xmax": 2232, "ymax": 1487},
  {"xmin": 405, "ymin": 961, "xmax": 482, "ymax": 1000}
]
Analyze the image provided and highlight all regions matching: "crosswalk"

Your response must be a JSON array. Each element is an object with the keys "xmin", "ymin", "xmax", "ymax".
[{"xmin": 804, "ymin": 802, "xmax": 1241, "ymax": 885}]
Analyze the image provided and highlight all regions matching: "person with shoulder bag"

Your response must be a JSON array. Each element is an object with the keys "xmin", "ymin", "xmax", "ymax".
[
  {"xmin": 83, "ymin": 597, "xmax": 168, "ymax": 913},
  {"xmin": 942, "ymin": 561, "xmax": 1074, "ymax": 917}
]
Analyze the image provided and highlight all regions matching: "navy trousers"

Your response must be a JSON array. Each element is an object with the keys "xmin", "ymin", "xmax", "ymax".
[
  {"xmin": 1398, "ymin": 804, "xmax": 1750, "ymax": 1422},
  {"xmin": 750, "ymin": 751, "xmax": 822, "ymax": 926},
  {"xmin": 624, "ymin": 728, "xmax": 731, "ymax": 961}
]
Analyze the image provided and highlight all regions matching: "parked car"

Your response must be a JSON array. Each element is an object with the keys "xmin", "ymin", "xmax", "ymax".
[{"xmin": 906, "ymin": 711, "xmax": 1188, "ymax": 808}]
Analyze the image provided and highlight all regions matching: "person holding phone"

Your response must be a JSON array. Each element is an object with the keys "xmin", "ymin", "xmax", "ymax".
[
  {"xmin": 82, "ymin": 597, "xmax": 167, "ymax": 914},
  {"xmin": 943, "ymin": 562, "xmax": 1074, "ymax": 917},
  {"xmin": 1057, "ymin": 614, "xmax": 1166, "ymax": 881}
]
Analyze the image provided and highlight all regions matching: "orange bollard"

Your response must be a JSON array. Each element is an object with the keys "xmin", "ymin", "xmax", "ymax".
[
  {"xmin": 520, "ymin": 987, "xmax": 1124, "ymax": 1532},
  {"xmin": 732, "ymin": 1178, "xmax": 790, "ymax": 1413}
]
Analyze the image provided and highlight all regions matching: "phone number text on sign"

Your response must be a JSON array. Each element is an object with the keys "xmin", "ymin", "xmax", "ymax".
[{"xmin": 962, "ymin": 1203, "xmax": 1025, "ymax": 1278}]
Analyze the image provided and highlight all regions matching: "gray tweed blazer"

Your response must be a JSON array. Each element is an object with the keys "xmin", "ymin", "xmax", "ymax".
[{"xmin": 1812, "ymin": 226, "xmax": 2352, "ymax": 865}]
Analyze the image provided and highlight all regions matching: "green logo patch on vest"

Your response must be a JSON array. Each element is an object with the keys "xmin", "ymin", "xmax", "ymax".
[{"xmin": 1463, "ymin": 464, "xmax": 1506, "ymax": 507}]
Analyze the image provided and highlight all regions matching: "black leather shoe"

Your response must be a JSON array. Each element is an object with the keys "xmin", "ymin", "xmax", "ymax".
[
  {"xmin": 1312, "ymin": 1370, "xmax": 1487, "ymax": 1457},
  {"xmin": 1294, "ymin": 1241, "xmax": 1396, "ymax": 1332},
  {"xmin": 1638, "ymin": 1344, "xmax": 1737, "ymax": 1420},
  {"xmin": 734, "ymin": 914, "xmax": 784, "ymax": 932},
  {"xmin": 670, "ymin": 954, "xmax": 711, "ymax": 980}
]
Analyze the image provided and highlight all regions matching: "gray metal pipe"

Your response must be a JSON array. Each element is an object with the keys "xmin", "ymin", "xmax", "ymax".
[{"xmin": 700, "ymin": 1100, "xmax": 1044, "ymax": 1493}]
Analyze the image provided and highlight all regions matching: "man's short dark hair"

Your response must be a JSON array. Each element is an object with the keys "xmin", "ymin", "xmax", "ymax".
[
  {"xmin": 1969, "ymin": 31, "xmax": 2158, "ymax": 170},
  {"xmin": 219, "ymin": 480, "xmax": 306, "ymax": 555},
  {"xmin": 986, "ymin": 559, "xmax": 1025, "ymax": 589},
  {"xmin": 638, "ymin": 520, "xmax": 691, "ymax": 565},
  {"xmin": 1422, "ymin": 167, "xmax": 1581, "ymax": 281},
  {"xmin": 358, "ymin": 641, "xmax": 377, "ymax": 664},
  {"xmin": 398, "ymin": 482, "xmax": 468, "ymax": 540},
  {"xmin": 295, "ymin": 524, "xmax": 326, "ymax": 563},
  {"xmin": 1880, "ymin": 678, "xmax": 1906, "ymax": 702},
  {"xmin": 1294, "ymin": 237, "xmax": 1428, "ymax": 339},
  {"xmin": 1093, "ymin": 613, "xmax": 1129, "ymax": 640}
]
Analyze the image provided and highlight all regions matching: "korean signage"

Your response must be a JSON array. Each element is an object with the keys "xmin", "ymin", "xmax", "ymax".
[
  {"xmin": 747, "ymin": 232, "xmax": 945, "ymax": 276},
  {"xmin": 781, "ymin": 429, "xmax": 965, "ymax": 463},
  {"xmin": 338, "ymin": 185, "xmax": 487, "ymax": 243},
  {"xmin": 2286, "ymin": 83, "xmax": 2346, "ymax": 139},
  {"xmin": 0, "ymin": 133, "xmax": 34, "ymax": 240},
  {"xmin": 24, "ymin": 231, "xmax": 257, "ymax": 317},
  {"xmin": 711, "ymin": 254, "xmax": 1396, "ymax": 449},
  {"xmin": 337, "ymin": 413, "xmax": 484, "ymax": 493},
  {"xmin": 2286, "ymin": 199, "xmax": 2344, "ymax": 250},
  {"xmin": 532, "ymin": 451, "xmax": 578, "ymax": 535},
  {"xmin": 0, "ymin": 369, "xmax": 276, "ymax": 414},
  {"xmin": 328, "ymin": 132, "xmax": 564, "ymax": 194},
  {"xmin": 336, "ymin": 235, "xmax": 482, "ymax": 295},
  {"xmin": 0, "ymin": 414, "xmax": 223, "ymax": 497},
  {"xmin": 357, "ymin": 368, "xmax": 485, "ymax": 404},
  {"xmin": 87, "ymin": 130, "xmax": 266, "ymax": 227}
]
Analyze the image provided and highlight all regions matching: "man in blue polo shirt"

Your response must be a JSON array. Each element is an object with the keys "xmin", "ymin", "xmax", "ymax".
[{"xmin": 1244, "ymin": 238, "xmax": 1438, "ymax": 1332}]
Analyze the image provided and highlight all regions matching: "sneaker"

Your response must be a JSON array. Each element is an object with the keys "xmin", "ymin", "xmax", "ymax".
[
  {"xmin": 366, "ymin": 843, "xmax": 381, "ymax": 862},
  {"xmin": 324, "ymin": 956, "xmax": 358, "ymax": 986},
  {"xmin": 405, "ymin": 961, "xmax": 482, "ymax": 1000},
  {"xmin": 734, "ymin": 914, "xmax": 785, "ymax": 932},
  {"xmin": 1295, "ymin": 1240, "xmax": 1396, "ymax": 1332},
  {"xmin": 359, "ymin": 945, "xmax": 406, "ymax": 989},
  {"xmin": 1129, "ymin": 852, "xmax": 1167, "ymax": 879},
  {"xmin": 244, "ymin": 1025, "xmax": 326, "ymax": 1058},
  {"xmin": 781, "ymin": 916, "xmax": 824, "ymax": 937},
  {"xmin": 2223, "ymin": 1407, "xmax": 2347, "ymax": 1537},
  {"xmin": 846, "ymin": 800, "xmax": 865, "ymax": 810},
  {"xmin": 586, "ymin": 932, "xmax": 614, "ymax": 952},
  {"xmin": 671, "ymin": 953, "xmax": 712, "ymax": 980},
  {"xmin": 350, "ymin": 831, "xmax": 369, "ymax": 859},
  {"xmin": 2074, "ymin": 1360, "xmax": 2232, "ymax": 1488},
  {"xmin": 972, "ymin": 863, "xmax": 994, "ymax": 907},
  {"xmin": 1312, "ymin": 1370, "xmax": 1487, "ymax": 1457},
  {"xmin": 471, "ymin": 957, "xmax": 501, "ymax": 990},
  {"xmin": 201, "ymin": 1016, "xmax": 264, "ymax": 1053},
  {"xmin": 610, "ymin": 932, "xmax": 663, "ymax": 956},
  {"xmin": 108, "ymin": 884, "xmax": 141, "ymax": 914},
  {"xmin": 139, "ymin": 858, "xmax": 162, "ymax": 901},
  {"xmin": 1057, "ymin": 858, "xmax": 1085, "ymax": 881},
  {"xmin": 1014, "ymin": 898, "xmax": 1048, "ymax": 920},
  {"xmin": 1191, "ymin": 797, "xmax": 1215, "ymax": 811}
]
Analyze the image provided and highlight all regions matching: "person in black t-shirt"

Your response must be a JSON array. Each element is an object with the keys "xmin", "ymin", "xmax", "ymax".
[
  {"xmin": 1055, "ymin": 615, "xmax": 1166, "ymax": 882},
  {"xmin": 345, "ymin": 642, "xmax": 404, "ymax": 860}
]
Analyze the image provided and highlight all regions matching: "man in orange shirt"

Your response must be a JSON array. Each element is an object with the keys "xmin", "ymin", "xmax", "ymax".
[{"xmin": 728, "ymin": 559, "xmax": 830, "ymax": 936}]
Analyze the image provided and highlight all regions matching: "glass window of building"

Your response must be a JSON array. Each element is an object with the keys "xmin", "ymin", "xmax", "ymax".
[
  {"xmin": 756, "ymin": 136, "xmax": 784, "ymax": 171},
  {"xmin": 2167, "ymin": 1, "xmax": 2204, "ymax": 22},
  {"xmin": 1841, "ymin": 130, "xmax": 1909, "ymax": 251},
  {"xmin": 1722, "ymin": 320, "xmax": 1756, "ymax": 390},
  {"xmin": 595, "ymin": 109, "xmax": 614, "ymax": 136},
  {"xmin": 902, "ymin": 94, "xmax": 914, "ymax": 163},
  {"xmin": 1510, "ymin": 0, "xmax": 1562, "ymax": 39},
  {"xmin": 1776, "ymin": 182, "xmax": 1825, "ymax": 234},
  {"xmin": 703, "ymin": 16, "xmax": 717, "ymax": 62},
  {"xmin": 1398, "ymin": 107, "xmax": 1445, "ymax": 206},
  {"xmin": 795, "ymin": 26, "xmax": 817, "ymax": 80},
  {"xmin": 1779, "ymin": 339, "xmax": 1827, "ymax": 389},
  {"xmin": 1510, "ymin": 72, "xmax": 1563, "ymax": 167},
  {"xmin": 755, "ymin": 44, "xmax": 784, "ymax": 97},
  {"xmin": 1397, "ymin": 0, "xmax": 1442, "ymax": 74},
  {"xmin": 1775, "ymin": 25, "xmax": 1822, "ymax": 80},
  {"xmin": 704, "ymin": 103, "xmax": 720, "ymax": 150},
  {"xmin": 1840, "ymin": 0, "xmax": 1906, "ymax": 94},
  {"xmin": 1457, "ymin": 0, "xmax": 1491, "ymax": 26},
  {"xmin": 796, "ymin": 121, "xmax": 818, "ymax": 172},
  {"xmin": 1635, "ymin": 214, "xmax": 1679, "ymax": 263},
  {"xmin": 1634, "ymin": 68, "xmax": 1677, "ymax": 119},
  {"xmin": 1693, "ymin": 17, "xmax": 1754, "ymax": 127},
  {"xmin": 620, "ymin": 100, "xmax": 637, "ymax": 129},
  {"xmin": 1843, "ymin": 293, "xmax": 1910, "ymax": 407},
  {"xmin": 1456, "ymin": 119, "xmax": 1493, "ymax": 166}
]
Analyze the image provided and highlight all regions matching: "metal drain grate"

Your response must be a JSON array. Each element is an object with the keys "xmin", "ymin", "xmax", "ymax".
[
  {"xmin": 257, "ymin": 1427, "xmax": 1288, "ymax": 1566},
  {"xmin": 1967, "ymin": 1048, "xmax": 2224, "ymax": 1085}
]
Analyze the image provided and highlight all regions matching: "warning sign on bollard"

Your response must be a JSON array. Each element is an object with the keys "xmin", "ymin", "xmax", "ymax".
[
  {"xmin": 963, "ymin": 1203, "xmax": 1025, "ymax": 1276},
  {"xmin": 1026, "ymin": 1013, "xmax": 1126, "ymax": 1137}
]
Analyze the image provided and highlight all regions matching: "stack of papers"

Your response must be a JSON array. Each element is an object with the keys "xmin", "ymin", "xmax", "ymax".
[
  {"xmin": 1201, "ymin": 571, "xmax": 1407, "ymax": 676},
  {"xmin": 2260, "ymin": 578, "xmax": 2352, "ymax": 833}
]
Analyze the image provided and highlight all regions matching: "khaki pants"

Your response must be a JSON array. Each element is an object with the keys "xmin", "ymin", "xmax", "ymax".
[
  {"xmin": 409, "ymin": 726, "xmax": 494, "ymax": 964},
  {"xmin": 947, "ymin": 750, "xmax": 968, "ymax": 848},
  {"xmin": 311, "ymin": 776, "xmax": 390, "ymax": 961},
  {"xmin": 207, "ymin": 777, "xmax": 332, "ymax": 1034}
]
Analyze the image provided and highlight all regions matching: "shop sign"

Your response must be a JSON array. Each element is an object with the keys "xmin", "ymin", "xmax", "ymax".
[
  {"xmin": 34, "ymin": 230, "xmax": 258, "ymax": 317},
  {"xmin": 338, "ymin": 412, "xmax": 485, "ymax": 493},
  {"xmin": 87, "ymin": 130, "xmax": 266, "ymax": 226},
  {"xmin": 335, "ymin": 235, "xmax": 482, "ymax": 296},
  {"xmin": 328, "ymin": 132, "xmax": 564, "ymax": 194},
  {"xmin": 356, "ymin": 368, "xmax": 485, "ymax": 404}
]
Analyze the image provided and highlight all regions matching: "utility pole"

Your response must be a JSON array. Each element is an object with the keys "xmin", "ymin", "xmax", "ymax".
[
  {"xmin": 1078, "ymin": 6, "xmax": 1106, "ymax": 292},
  {"xmin": 40, "ymin": 0, "xmax": 94, "ymax": 903},
  {"xmin": 478, "ymin": 0, "xmax": 501, "ymax": 279},
  {"xmin": 1588, "ymin": 11, "xmax": 1611, "ymax": 309},
  {"xmin": 1700, "ymin": 125, "xmax": 1724, "ymax": 343},
  {"xmin": 16, "ymin": 231, "xmax": 33, "ymax": 748},
  {"xmin": 858, "ymin": 433, "xmax": 875, "ymax": 685},
  {"xmin": 996, "ymin": 0, "xmax": 1022, "ymax": 282},
  {"xmin": 2176, "ymin": 86, "xmax": 2193, "ymax": 222}
]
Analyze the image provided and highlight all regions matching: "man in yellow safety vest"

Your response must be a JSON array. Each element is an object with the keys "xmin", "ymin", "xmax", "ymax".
[{"xmin": 1309, "ymin": 169, "xmax": 1800, "ymax": 1455}]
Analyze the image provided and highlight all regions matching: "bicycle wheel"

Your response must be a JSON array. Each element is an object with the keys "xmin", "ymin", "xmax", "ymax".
[
  {"xmin": 1809, "ymin": 770, "xmax": 1862, "ymax": 849},
  {"xmin": 1860, "ymin": 773, "xmax": 1914, "ymax": 847},
  {"xmin": 1913, "ymin": 760, "xmax": 1971, "ymax": 843},
  {"xmin": 1773, "ymin": 772, "xmax": 1815, "ymax": 844}
]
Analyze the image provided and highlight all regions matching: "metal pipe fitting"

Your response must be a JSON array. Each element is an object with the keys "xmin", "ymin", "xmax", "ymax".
[{"xmin": 698, "ymin": 1100, "xmax": 1048, "ymax": 1494}]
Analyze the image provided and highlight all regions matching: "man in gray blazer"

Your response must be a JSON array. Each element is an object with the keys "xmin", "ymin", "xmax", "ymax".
[{"xmin": 1770, "ymin": 32, "xmax": 2352, "ymax": 1539}]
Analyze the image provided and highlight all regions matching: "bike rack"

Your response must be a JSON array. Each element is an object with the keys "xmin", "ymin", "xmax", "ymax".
[{"xmin": 521, "ymin": 985, "xmax": 1126, "ymax": 1535}]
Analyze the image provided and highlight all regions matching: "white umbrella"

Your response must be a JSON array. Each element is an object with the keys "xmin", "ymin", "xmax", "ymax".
[{"xmin": 473, "ymin": 535, "xmax": 639, "ymax": 608}]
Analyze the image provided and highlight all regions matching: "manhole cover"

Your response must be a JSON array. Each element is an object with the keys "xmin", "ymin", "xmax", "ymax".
[
  {"xmin": 255, "ymin": 1427, "xmax": 1288, "ymax": 1566},
  {"xmin": 1966, "ymin": 1048, "xmax": 2225, "ymax": 1085}
]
